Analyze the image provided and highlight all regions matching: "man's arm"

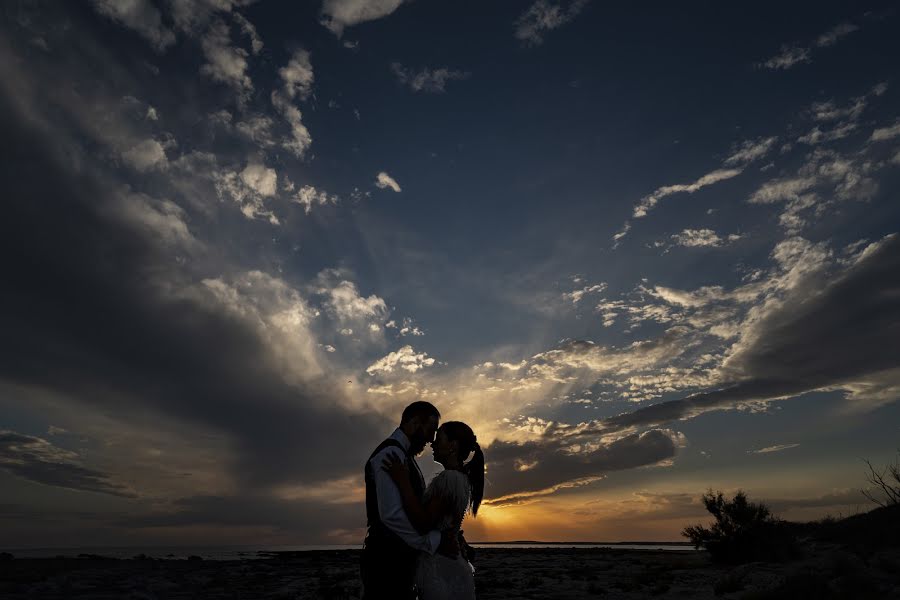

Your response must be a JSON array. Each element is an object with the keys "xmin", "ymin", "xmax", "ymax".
[{"xmin": 371, "ymin": 448, "xmax": 441, "ymax": 555}]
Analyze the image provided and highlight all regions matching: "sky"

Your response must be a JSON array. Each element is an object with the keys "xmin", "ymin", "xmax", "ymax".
[{"xmin": 1, "ymin": 0, "xmax": 899, "ymax": 548}]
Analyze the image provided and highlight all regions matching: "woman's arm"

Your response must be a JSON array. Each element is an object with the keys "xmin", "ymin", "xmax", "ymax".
[{"xmin": 382, "ymin": 455, "xmax": 445, "ymax": 534}]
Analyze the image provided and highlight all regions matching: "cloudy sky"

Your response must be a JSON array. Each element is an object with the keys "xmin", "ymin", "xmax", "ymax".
[{"xmin": 2, "ymin": 0, "xmax": 900, "ymax": 547}]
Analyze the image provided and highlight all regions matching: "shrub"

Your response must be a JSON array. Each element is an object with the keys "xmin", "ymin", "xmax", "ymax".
[
  {"xmin": 682, "ymin": 490, "xmax": 796, "ymax": 564},
  {"xmin": 861, "ymin": 450, "xmax": 900, "ymax": 508}
]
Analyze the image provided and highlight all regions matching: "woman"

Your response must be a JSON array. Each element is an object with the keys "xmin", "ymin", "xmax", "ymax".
[{"xmin": 383, "ymin": 421, "xmax": 484, "ymax": 600}]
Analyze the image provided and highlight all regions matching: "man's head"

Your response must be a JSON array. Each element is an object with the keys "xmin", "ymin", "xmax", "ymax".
[{"xmin": 399, "ymin": 401, "xmax": 440, "ymax": 456}]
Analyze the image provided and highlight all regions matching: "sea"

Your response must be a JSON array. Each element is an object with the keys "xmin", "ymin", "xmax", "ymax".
[{"xmin": 3, "ymin": 543, "xmax": 696, "ymax": 560}]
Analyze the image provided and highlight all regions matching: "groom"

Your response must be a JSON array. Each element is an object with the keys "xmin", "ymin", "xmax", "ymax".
[{"xmin": 361, "ymin": 401, "xmax": 458, "ymax": 599}]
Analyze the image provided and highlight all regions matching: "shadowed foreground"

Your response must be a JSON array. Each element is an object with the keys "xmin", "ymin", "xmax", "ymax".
[{"xmin": 2, "ymin": 540, "xmax": 898, "ymax": 599}]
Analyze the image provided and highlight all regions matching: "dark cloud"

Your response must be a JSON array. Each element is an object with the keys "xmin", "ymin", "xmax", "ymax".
[
  {"xmin": 484, "ymin": 429, "xmax": 679, "ymax": 504},
  {"xmin": 0, "ymin": 52, "xmax": 386, "ymax": 492},
  {"xmin": 586, "ymin": 235, "xmax": 900, "ymax": 434},
  {"xmin": 120, "ymin": 493, "xmax": 363, "ymax": 539},
  {"xmin": 0, "ymin": 431, "xmax": 134, "ymax": 497}
]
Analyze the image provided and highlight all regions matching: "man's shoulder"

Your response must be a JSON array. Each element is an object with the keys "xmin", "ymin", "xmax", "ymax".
[{"xmin": 368, "ymin": 439, "xmax": 406, "ymax": 464}]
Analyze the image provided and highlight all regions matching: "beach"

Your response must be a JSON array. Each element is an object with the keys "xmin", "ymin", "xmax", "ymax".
[
  {"xmin": 2, "ymin": 541, "xmax": 898, "ymax": 599},
  {"xmin": 0, "ymin": 548, "xmax": 716, "ymax": 599}
]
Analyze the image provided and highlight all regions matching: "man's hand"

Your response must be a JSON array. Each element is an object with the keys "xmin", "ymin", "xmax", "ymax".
[
  {"xmin": 458, "ymin": 529, "xmax": 475, "ymax": 564},
  {"xmin": 437, "ymin": 529, "xmax": 460, "ymax": 558}
]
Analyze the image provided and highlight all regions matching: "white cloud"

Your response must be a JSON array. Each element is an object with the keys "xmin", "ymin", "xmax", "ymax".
[
  {"xmin": 809, "ymin": 98, "xmax": 866, "ymax": 122},
  {"xmin": 294, "ymin": 185, "xmax": 338, "ymax": 214},
  {"xmin": 320, "ymin": 0, "xmax": 406, "ymax": 36},
  {"xmin": 563, "ymin": 283, "xmax": 607, "ymax": 304},
  {"xmin": 869, "ymin": 120, "xmax": 900, "ymax": 142},
  {"xmin": 390, "ymin": 63, "xmax": 470, "ymax": 93},
  {"xmin": 761, "ymin": 44, "xmax": 810, "ymax": 70},
  {"xmin": 633, "ymin": 168, "xmax": 742, "ymax": 219},
  {"xmin": 375, "ymin": 171, "xmax": 402, "ymax": 192},
  {"xmin": 200, "ymin": 19, "xmax": 252, "ymax": 101},
  {"xmin": 240, "ymin": 162, "xmax": 277, "ymax": 197},
  {"xmin": 760, "ymin": 22, "xmax": 858, "ymax": 70},
  {"xmin": 271, "ymin": 94, "xmax": 312, "ymax": 158},
  {"xmin": 89, "ymin": 0, "xmax": 175, "ymax": 52},
  {"xmin": 146, "ymin": 106, "xmax": 159, "ymax": 121},
  {"xmin": 815, "ymin": 22, "xmax": 858, "ymax": 47},
  {"xmin": 670, "ymin": 229, "xmax": 741, "ymax": 248},
  {"xmin": 279, "ymin": 49, "xmax": 314, "ymax": 101},
  {"xmin": 797, "ymin": 122, "xmax": 856, "ymax": 145},
  {"xmin": 232, "ymin": 12, "xmax": 263, "ymax": 55},
  {"xmin": 235, "ymin": 115, "xmax": 276, "ymax": 147},
  {"xmin": 315, "ymin": 273, "xmax": 388, "ymax": 324},
  {"xmin": 514, "ymin": 0, "xmax": 590, "ymax": 46},
  {"xmin": 397, "ymin": 317, "xmax": 424, "ymax": 337},
  {"xmin": 748, "ymin": 149, "xmax": 879, "ymax": 233},
  {"xmin": 724, "ymin": 136, "xmax": 778, "ymax": 166},
  {"xmin": 198, "ymin": 271, "xmax": 323, "ymax": 380},
  {"xmin": 366, "ymin": 345, "xmax": 435, "ymax": 375},
  {"xmin": 749, "ymin": 443, "xmax": 799, "ymax": 454},
  {"xmin": 122, "ymin": 139, "xmax": 168, "ymax": 172},
  {"xmin": 213, "ymin": 162, "xmax": 280, "ymax": 224},
  {"xmin": 271, "ymin": 49, "xmax": 314, "ymax": 158}
]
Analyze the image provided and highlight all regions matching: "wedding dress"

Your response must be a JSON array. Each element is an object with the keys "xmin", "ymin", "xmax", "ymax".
[{"xmin": 415, "ymin": 470, "xmax": 476, "ymax": 600}]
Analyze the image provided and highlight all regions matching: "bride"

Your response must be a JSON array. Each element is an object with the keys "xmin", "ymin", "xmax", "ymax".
[{"xmin": 383, "ymin": 420, "xmax": 484, "ymax": 600}]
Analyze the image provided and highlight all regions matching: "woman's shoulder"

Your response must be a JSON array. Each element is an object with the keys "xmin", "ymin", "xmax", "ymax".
[{"xmin": 430, "ymin": 470, "xmax": 470, "ymax": 500}]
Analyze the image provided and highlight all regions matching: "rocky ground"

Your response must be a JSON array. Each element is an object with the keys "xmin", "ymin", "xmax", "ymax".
[{"xmin": 1, "ymin": 541, "xmax": 898, "ymax": 599}]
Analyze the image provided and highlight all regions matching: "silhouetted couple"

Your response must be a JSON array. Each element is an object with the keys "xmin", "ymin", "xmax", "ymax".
[{"xmin": 361, "ymin": 401, "xmax": 485, "ymax": 600}]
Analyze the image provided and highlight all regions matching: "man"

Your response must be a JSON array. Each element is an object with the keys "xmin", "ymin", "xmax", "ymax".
[{"xmin": 361, "ymin": 401, "xmax": 458, "ymax": 599}]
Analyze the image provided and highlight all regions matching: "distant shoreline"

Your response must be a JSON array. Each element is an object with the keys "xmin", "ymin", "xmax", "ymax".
[
  {"xmin": 1, "ymin": 541, "xmax": 696, "ymax": 560},
  {"xmin": 472, "ymin": 540, "xmax": 693, "ymax": 546}
]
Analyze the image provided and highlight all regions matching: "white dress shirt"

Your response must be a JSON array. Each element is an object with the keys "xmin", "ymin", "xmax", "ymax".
[{"xmin": 368, "ymin": 428, "xmax": 441, "ymax": 555}]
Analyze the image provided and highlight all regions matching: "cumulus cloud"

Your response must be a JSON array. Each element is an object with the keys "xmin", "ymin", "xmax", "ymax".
[
  {"xmin": 234, "ymin": 115, "xmax": 276, "ymax": 147},
  {"xmin": 748, "ymin": 148, "xmax": 879, "ymax": 233},
  {"xmin": 89, "ymin": 0, "xmax": 175, "ymax": 51},
  {"xmin": 390, "ymin": 63, "xmax": 470, "ymax": 93},
  {"xmin": 294, "ymin": 185, "xmax": 339, "ymax": 214},
  {"xmin": 514, "ymin": 0, "xmax": 590, "ymax": 46},
  {"xmin": 870, "ymin": 120, "xmax": 900, "ymax": 142},
  {"xmin": 232, "ymin": 12, "xmax": 263, "ymax": 55},
  {"xmin": 574, "ymin": 234, "xmax": 900, "ymax": 434},
  {"xmin": 320, "ymin": 0, "xmax": 405, "ymax": 36},
  {"xmin": 563, "ymin": 283, "xmax": 607, "ymax": 304},
  {"xmin": 122, "ymin": 138, "xmax": 168, "ymax": 172},
  {"xmin": 271, "ymin": 49, "xmax": 314, "ymax": 157},
  {"xmin": 375, "ymin": 171, "xmax": 402, "ymax": 192},
  {"xmin": 0, "ymin": 430, "xmax": 135, "ymax": 497},
  {"xmin": 279, "ymin": 49, "xmax": 314, "ymax": 101},
  {"xmin": 760, "ymin": 22, "xmax": 859, "ymax": 70},
  {"xmin": 200, "ymin": 19, "xmax": 252, "ymax": 101},
  {"xmin": 670, "ymin": 229, "xmax": 742, "ymax": 248},
  {"xmin": 213, "ymin": 161, "xmax": 280, "ymax": 223},
  {"xmin": 239, "ymin": 162, "xmax": 277, "ymax": 196},
  {"xmin": 366, "ymin": 345, "xmax": 435, "ymax": 376},
  {"xmin": 314, "ymin": 271, "xmax": 389, "ymax": 325}
]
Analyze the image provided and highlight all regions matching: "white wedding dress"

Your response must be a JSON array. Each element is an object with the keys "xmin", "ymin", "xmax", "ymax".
[{"xmin": 415, "ymin": 470, "xmax": 476, "ymax": 600}]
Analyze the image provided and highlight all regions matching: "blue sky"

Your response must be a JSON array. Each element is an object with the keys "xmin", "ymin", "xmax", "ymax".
[{"xmin": 1, "ymin": 0, "xmax": 899, "ymax": 546}]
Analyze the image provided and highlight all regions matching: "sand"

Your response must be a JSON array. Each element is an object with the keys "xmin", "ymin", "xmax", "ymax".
[{"xmin": 0, "ymin": 545, "xmax": 897, "ymax": 599}]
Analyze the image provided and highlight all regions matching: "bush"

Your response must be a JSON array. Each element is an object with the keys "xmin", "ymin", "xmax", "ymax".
[{"xmin": 682, "ymin": 490, "xmax": 797, "ymax": 564}]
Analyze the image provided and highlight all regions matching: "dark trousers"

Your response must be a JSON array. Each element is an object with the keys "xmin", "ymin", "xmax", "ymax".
[{"xmin": 360, "ymin": 541, "xmax": 416, "ymax": 600}]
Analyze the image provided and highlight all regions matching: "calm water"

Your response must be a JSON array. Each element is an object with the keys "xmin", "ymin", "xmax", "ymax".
[{"xmin": 3, "ymin": 543, "xmax": 695, "ymax": 560}]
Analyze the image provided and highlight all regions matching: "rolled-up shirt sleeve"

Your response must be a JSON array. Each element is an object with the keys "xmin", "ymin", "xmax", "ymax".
[{"xmin": 370, "ymin": 447, "xmax": 441, "ymax": 555}]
